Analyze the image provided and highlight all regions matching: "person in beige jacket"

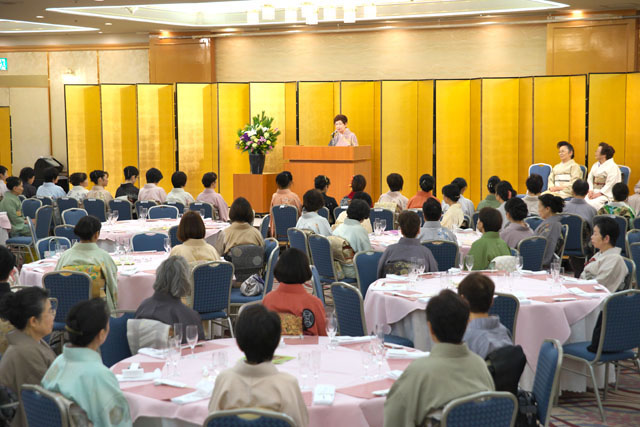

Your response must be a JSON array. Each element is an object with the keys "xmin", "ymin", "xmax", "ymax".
[
  {"xmin": 217, "ymin": 197, "xmax": 264, "ymax": 256},
  {"xmin": 208, "ymin": 304, "xmax": 308, "ymax": 427},
  {"xmin": 170, "ymin": 211, "xmax": 220, "ymax": 264},
  {"xmin": 580, "ymin": 216, "xmax": 628, "ymax": 292}
]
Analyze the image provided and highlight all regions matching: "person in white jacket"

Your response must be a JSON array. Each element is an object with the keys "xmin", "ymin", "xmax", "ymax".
[{"xmin": 586, "ymin": 142, "xmax": 621, "ymax": 210}]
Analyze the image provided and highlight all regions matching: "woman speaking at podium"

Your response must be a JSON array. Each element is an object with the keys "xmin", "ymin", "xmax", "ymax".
[{"xmin": 329, "ymin": 114, "xmax": 358, "ymax": 146}]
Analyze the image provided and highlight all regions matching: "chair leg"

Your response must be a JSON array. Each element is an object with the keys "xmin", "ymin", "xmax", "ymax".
[
  {"xmin": 227, "ymin": 317, "xmax": 234, "ymax": 338},
  {"xmin": 207, "ymin": 320, "xmax": 212, "ymax": 340},
  {"xmin": 586, "ymin": 363, "xmax": 606, "ymax": 422},
  {"xmin": 615, "ymin": 362, "xmax": 621, "ymax": 391},
  {"xmin": 603, "ymin": 363, "xmax": 609, "ymax": 400}
]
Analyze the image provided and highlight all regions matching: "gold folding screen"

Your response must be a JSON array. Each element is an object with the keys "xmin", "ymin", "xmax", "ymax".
[
  {"xmin": 65, "ymin": 85, "xmax": 103, "ymax": 176},
  {"xmin": 298, "ymin": 82, "xmax": 336, "ymax": 147},
  {"xmin": 101, "ymin": 85, "xmax": 138, "ymax": 195},
  {"xmin": 0, "ymin": 107, "xmax": 10, "ymax": 175}
]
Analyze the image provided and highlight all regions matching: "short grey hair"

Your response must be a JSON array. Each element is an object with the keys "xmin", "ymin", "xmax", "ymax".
[{"xmin": 153, "ymin": 256, "xmax": 192, "ymax": 298}]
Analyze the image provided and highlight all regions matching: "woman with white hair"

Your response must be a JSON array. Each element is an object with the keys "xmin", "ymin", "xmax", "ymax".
[{"xmin": 134, "ymin": 256, "xmax": 204, "ymax": 341}]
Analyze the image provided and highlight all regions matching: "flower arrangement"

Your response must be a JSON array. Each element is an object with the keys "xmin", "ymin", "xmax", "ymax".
[{"xmin": 236, "ymin": 111, "xmax": 281, "ymax": 156}]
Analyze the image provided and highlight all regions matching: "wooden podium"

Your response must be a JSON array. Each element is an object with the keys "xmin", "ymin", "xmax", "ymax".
[
  {"xmin": 283, "ymin": 146, "xmax": 372, "ymax": 201},
  {"xmin": 233, "ymin": 173, "xmax": 278, "ymax": 214}
]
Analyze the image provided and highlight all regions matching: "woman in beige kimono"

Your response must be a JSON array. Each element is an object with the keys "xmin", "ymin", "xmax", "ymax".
[
  {"xmin": 329, "ymin": 114, "xmax": 358, "ymax": 146},
  {"xmin": 547, "ymin": 141, "xmax": 583, "ymax": 198}
]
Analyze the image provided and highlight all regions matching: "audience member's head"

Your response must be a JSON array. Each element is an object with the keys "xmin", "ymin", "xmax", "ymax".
[
  {"xmin": 477, "ymin": 207, "xmax": 502, "ymax": 232},
  {"xmin": 505, "ymin": 197, "xmax": 528, "ymax": 222},
  {"xmin": 442, "ymin": 184, "xmax": 460, "ymax": 203},
  {"xmin": 487, "ymin": 176, "xmax": 500, "ymax": 195},
  {"xmin": 89, "ymin": 170, "xmax": 108, "ymax": 186},
  {"xmin": 458, "ymin": 273, "xmax": 495, "ymax": 314},
  {"xmin": 6, "ymin": 177, "xmax": 22, "ymax": 193},
  {"xmin": 146, "ymin": 168, "xmax": 163, "ymax": 184},
  {"xmin": 419, "ymin": 174, "xmax": 435, "ymax": 193},
  {"xmin": 276, "ymin": 171, "xmax": 293, "ymax": 189},
  {"xmin": 0, "ymin": 246, "xmax": 15, "ymax": 282},
  {"xmin": 0, "ymin": 166, "xmax": 6, "ymax": 180},
  {"xmin": 0, "ymin": 287, "xmax": 52, "ymax": 335},
  {"xmin": 592, "ymin": 216, "xmax": 619, "ymax": 251},
  {"xmin": 314, "ymin": 175, "xmax": 330, "ymax": 192},
  {"xmin": 422, "ymin": 198, "xmax": 442, "ymax": 222},
  {"xmin": 598, "ymin": 142, "xmax": 615, "ymax": 160},
  {"xmin": 398, "ymin": 211, "xmax": 420, "ymax": 239},
  {"xmin": 557, "ymin": 141, "xmax": 575, "ymax": 160},
  {"xmin": 235, "ymin": 304, "xmax": 281, "ymax": 364},
  {"xmin": 347, "ymin": 199, "xmax": 370, "ymax": 222},
  {"xmin": 495, "ymin": 181, "xmax": 514, "ymax": 202},
  {"xmin": 229, "ymin": 197, "xmax": 254, "ymax": 224},
  {"xmin": 572, "ymin": 179, "xmax": 589, "ymax": 198},
  {"xmin": 171, "ymin": 171, "xmax": 187, "ymax": 189},
  {"xmin": 123, "ymin": 166, "xmax": 139, "ymax": 181},
  {"xmin": 351, "ymin": 174, "xmax": 366, "ymax": 192},
  {"xmin": 65, "ymin": 298, "xmax": 110, "ymax": 348},
  {"xmin": 70, "ymin": 172, "xmax": 87, "ymax": 187},
  {"xmin": 202, "ymin": 172, "xmax": 218, "ymax": 189},
  {"xmin": 153, "ymin": 256, "xmax": 191, "ymax": 298},
  {"xmin": 426, "ymin": 290, "xmax": 469, "ymax": 344},
  {"xmin": 612, "ymin": 183, "xmax": 629, "ymax": 202},
  {"xmin": 352, "ymin": 191, "xmax": 372, "ymax": 207},
  {"xmin": 43, "ymin": 167, "xmax": 58, "ymax": 183},
  {"xmin": 19, "ymin": 167, "xmax": 35, "ymax": 184},
  {"xmin": 74, "ymin": 215, "xmax": 102, "ymax": 242},
  {"xmin": 451, "ymin": 177, "xmax": 468, "ymax": 194},
  {"xmin": 274, "ymin": 248, "xmax": 312, "ymax": 285},
  {"xmin": 387, "ymin": 173, "xmax": 404, "ymax": 192},
  {"xmin": 538, "ymin": 194, "xmax": 564, "ymax": 218},
  {"xmin": 526, "ymin": 174, "xmax": 543, "ymax": 195},
  {"xmin": 303, "ymin": 189, "xmax": 324, "ymax": 213},
  {"xmin": 177, "ymin": 211, "xmax": 205, "ymax": 242}
]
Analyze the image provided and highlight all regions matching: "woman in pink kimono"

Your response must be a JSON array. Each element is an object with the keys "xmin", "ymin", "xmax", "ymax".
[{"xmin": 329, "ymin": 114, "xmax": 358, "ymax": 147}]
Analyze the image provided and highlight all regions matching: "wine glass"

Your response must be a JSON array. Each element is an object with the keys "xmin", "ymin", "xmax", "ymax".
[
  {"xmin": 216, "ymin": 351, "xmax": 228, "ymax": 374},
  {"xmin": 140, "ymin": 207, "xmax": 148, "ymax": 221},
  {"xmin": 185, "ymin": 325, "xmax": 198, "ymax": 358},
  {"xmin": 168, "ymin": 336, "xmax": 181, "ymax": 376},
  {"xmin": 173, "ymin": 323, "xmax": 183, "ymax": 344},
  {"xmin": 325, "ymin": 312, "xmax": 337, "ymax": 349},
  {"xmin": 361, "ymin": 344, "xmax": 373, "ymax": 380},
  {"xmin": 372, "ymin": 340, "xmax": 386, "ymax": 379},
  {"xmin": 465, "ymin": 254, "xmax": 475, "ymax": 271},
  {"xmin": 515, "ymin": 255, "xmax": 523, "ymax": 275},
  {"xmin": 106, "ymin": 211, "xmax": 114, "ymax": 225},
  {"xmin": 298, "ymin": 351, "xmax": 311, "ymax": 390},
  {"xmin": 164, "ymin": 237, "xmax": 171, "ymax": 253},
  {"xmin": 379, "ymin": 219, "xmax": 387, "ymax": 232},
  {"xmin": 200, "ymin": 209, "xmax": 206, "ymax": 219},
  {"xmin": 374, "ymin": 218, "xmax": 382, "ymax": 236},
  {"xmin": 112, "ymin": 210, "xmax": 119, "ymax": 223}
]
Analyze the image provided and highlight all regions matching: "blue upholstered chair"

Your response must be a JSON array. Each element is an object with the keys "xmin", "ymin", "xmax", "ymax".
[
  {"xmin": 189, "ymin": 202, "xmax": 215, "ymax": 219},
  {"xmin": 56, "ymin": 197, "xmax": 78, "ymax": 215},
  {"xmin": 271, "ymin": 205, "xmax": 298, "ymax": 242},
  {"xmin": 333, "ymin": 206, "xmax": 347, "ymax": 221},
  {"xmin": 441, "ymin": 391, "xmax": 517, "ymax": 427},
  {"xmin": 287, "ymin": 228, "xmax": 309, "ymax": 259},
  {"xmin": 54, "ymin": 225, "xmax": 79, "ymax": 242},
  {"xmin": 147, "ymin": 205, "xmax": 178, "ymax": 219},
  {"xmin": 310, "ymin": 265, "xmax": 326, "ymax": 306},
  {"xmin": 369, "ymin": 208, "xmax": 394, "ymax": 231},
  {"xmin": 560, "ymin": 213, "xmax": 589, "ymax": 258},
  {"xmin": 21, "ymin": 385, "xmax": 69, "ymax": 427},
  {"xmin": 528, "ymin": 164, "xmax": 552, "ymax": 192},
  {"xmin": 317, "ymin": 207, "xmax": 330, "ymax": 221},
  {"xmin": 259, "ymin": 214, "xmax": 271, "ymax": 239},
  {"xmin": 21, "ymin": 198, "xmax": 42, "ymax": 220},
  {"xmin": 164, "ymin": 201, "xmax": 184, "ymax": 214},
  {"xmin": 307, "ymin": 234, "xmax": 355, "ymax": 285},
  {"xmin": 354, "ymin": 251, "xmax": 383, "ymax": 298},
  {"xmin": 517, "ymin": 236, "xmax": 547, "ymax": 271},
  {"xmin": 230, "ymin": 245, "xmax": 280, "ymax": 311},
  {"xmin": 619, "ymin": 165, "xmax": 631, "ymax": 185},
  {"xmin": 192, "ymin": 261, "xmax": 234, "ymax": 338},
  {"xmin": 204, "ymin": 408, "xmax": 296, "ymax": 427},
  {"xmin": 36, "ymin": 237, "xmax": 71, "ymax": 259},
  {"xmin": 61, "ymin": 208, "xmax": 87, "ymax": 226},
  {"xmin": 109, "ymin": 199, "xmax": 133, "ymax": 221},
  {"xmin": 488, "ymin": 293, "xmax": 519, "ymax": 341},
  {"xmin": 101, "ymin": 311, "xmax": 135, "ymax": 367},
  {"xmin": 422, "ymin": 240, "xmax": 459, "ymax": 272},
  {"xmin": 43, "ymin": 271, "xmax": 92, "ymax": 331},
  {"xmin": 83, "ymin": 198, "xmax": 106, "ymax": 222},
  {"xmin": 533, "ymin": 339, "xmax": 563, "ymax": 427},
  {"xmin": 524, "ymin": 216, "xmax": 543, "ymax": 231},
  {"xmin": 135, "ymin": 200, "xmax": 157, "ymax": 216},
  {"xmin": 131, "ymin": 232, "xmax": 166, "ymax": 252},
  {"xmin": 168, "ymin": 225, "xmax": 181, "ymax": 247}
]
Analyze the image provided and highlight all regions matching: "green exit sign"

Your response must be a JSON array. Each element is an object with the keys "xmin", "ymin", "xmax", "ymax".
[{"xmin": 0, "ymin": 58, "xmax": 6, "ymax": 71}]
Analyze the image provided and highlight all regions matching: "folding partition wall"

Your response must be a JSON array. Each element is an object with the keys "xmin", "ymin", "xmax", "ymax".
[
  {"xmin": 0, "ymin": 107, "xmax": 11, "ymax": 175},
  {"xmin": 63, "ymin": 73, "xmax": 640, "ymax": 206}
]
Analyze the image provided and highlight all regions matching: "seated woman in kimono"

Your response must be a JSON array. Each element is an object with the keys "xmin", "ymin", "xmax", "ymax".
[{"xmin": 42, "ymin": 298, "xmax": 133, "ymax": 427}]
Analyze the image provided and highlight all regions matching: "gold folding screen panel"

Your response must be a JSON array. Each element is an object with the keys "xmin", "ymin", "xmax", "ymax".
[
  {"xmin": 0, "ymin": 107, "xmax": 10, "ymax": 176},
  {"xmin": 101, "ymin": 85, "xmax": 138, "ymax": 195},
  {"xmin": 65, "ymin": 85, "xmax": 103, "ymax": 175},
  {"xmin": 298, "ymin": 82, "xmax": 336, "ymax": 147},
  {"xmin": 137, "ymin": 84, "xmax": 175, "ymax": 193},
  {"xmin": 249, "ymin": 83, "xmax": 289, "ymax": 177},
  {"xmin": 626, "ymin": 74, "xmax": 640, "ymax": 188}
]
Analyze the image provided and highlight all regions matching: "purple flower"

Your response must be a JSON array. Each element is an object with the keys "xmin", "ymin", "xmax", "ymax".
[{"xmin": 242, "ymin": 133, "xmax": 250, "ymax": 142}]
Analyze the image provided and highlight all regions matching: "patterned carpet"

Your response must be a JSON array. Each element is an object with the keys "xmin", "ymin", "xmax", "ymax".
[{"xmin": 550, "ymin": 363, "xmax": 640, "ymax": 427}]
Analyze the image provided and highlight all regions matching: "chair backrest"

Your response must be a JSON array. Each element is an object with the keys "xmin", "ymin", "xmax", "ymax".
[
  {"xmin": 287, "ymin": 228, "xmax": 309, "ymax": 258},
  {"xmin": 56, "ymin": 197, "xmax": 78, "ymax": 214},
  {"xmin": 203, "ymin": 408, "xmax": 296, "ymax": 427},
  {"xmin": 189, "ymin": 202, "xmax": 215, "ymax": 219},
  {"xmin": 488, "ymin": 293, "xmax": 519, "ymax": 340},
  {"xmin": 532, "ymin": 339, "xmax": 562, "ymax": 427},
  {"xmin": 135, "ymin": 200, "xmax": 157, "ymax": 215},
  {"xmin": 523, "ymin": 216, "xmax": 543, "ymax": 231},
  {"xmin": 559, "ymin": 214, "xmax": 587, "ymax": 257},
  {"xmin": 43, "ymin": 271, "xmax": 92, "ymax": 325},
  {"xmin": 472, "ymin": 211, "xmax": 480, "ymax": 231},
  {"xmin": 61, "ymin": 208, "xmax": 87, "ymax": 226},
  {"xmin": 596, "ymin": 290, "xmax": 640, "ymax": 355},
  {"xmin": 579, "ymin": 164, "xmax": 587, "ymax": 180},
  {"xmin": 422, "ymin": 240, "xmax": 459, "ymax": 272},
  {"xmin": 126, "ymin": 318, "xmax": 170, "ymax": 354},
  {"xmin": 330, "ymin": 282, "xmax": 367, "ymax": 337},
  {"xmin": 36, "ymin": 195, "xmax": 54, "ymax": 206},
  {"xmin": 227, "ymin": 244, "xmax": 264, "ymax": 283},
  {"xmin": 36, "ymin": 237, "xmax": 72, "ymax": 260},
  {"xmin": 131, "ymin": 232, "xmax": 166, "ymax": 252},
  {"xmin": 630, "ymin": 242, "xmax": 640, "ymax": 289},
  {"xmin": 528, "ymin": 164, "xmax": 552, "ymax": 192},
  {"xmin": 333, "ymin": 206, "xmax": 347, "ymax": 222},
  {"xmin": 634, "ymin": 217, "xmax": 640, "ymax": 231},
  {"xmin": 271, "ymin": 205, "xmax": 298, "ymax": 242},
  {"xmin": 621, "ymin": 257, "xmax": 636, "ymax": 290},
  {"xmin": 262, "ymin": 245, "xmax": 280, "ymax": 295},
  {"xmin": 310, "ymin": 265, "xmax": 326, "ymax": 306},
  {"xmin": 556, "ymin": 224, "xmax": 569, "ymax": 259},
  {"xmin": 619, "ymin": 165, "xmax": 631, "ymax": 185},
  {"xmin": 259, "ymin": 214, "xmax": 271, "ymax": 239},
  {"xmin": 101, "ymin": 311, "xmax": 135, "ymax": 367},
  {"xmin": 192, "ymin": 261, "xmax": 234, "ymax": 315},
  {"xmin": 164, "ymin": 201, "xmax": 184, "ymax": 214},
  {"xmin": 369, "ymin": 208, "xmax": 394, "ymax": 231},
  {"xmin": 108, "ymin": 199, "xmax": 133, "ymax": 221},
  {"xmin": 626, "ymin": 229, "xmax": 640, "ymax": 258},
  {"xmin": 317, "ymin": 206, "xmax": 330, "ymax": 220},
  {"xmin": 168, "ymin": 225, "xmax": 181, "ymax": 247},
  {"xmin": 54, "ymin": 225, "xmax": 79, "ymax": 242},
  {"xmin": 354, "ymin": 251, "xmax": 383, "ymax": 298},
  {"xmin": 441, "ymin": 391, "xmax": 517, "ymax": 427},
  {"xmin": 83, "ymin": 198, "xmax": 106, "ymax": 222},
  {"xmin": 517, "ymin": 236, "xmax": 547, "ymax": 271},
  {"xmin": 510, "ymin": 247, "xmax": 519, "ymax": 257},
  {"xmin": 148, "ymin": 205, "xmax": 179, "ymax": 219},
  {"xmin": 18, "ymin": 194, "xmax": 26, "ymax": 201},
  {"xmin": 594, "ymin": 214, "xmax": 627, "ymax": 255},
  {"xmin": 34, "ymin": 205, "xmax": 54, "ymax": 241},
  {"xmin": 307, "ymin": 234, "xmax": 337, "ymax": 282},
  {"xmin": 264, "ymin": 237, "xmax": 278, "ymax": 260},
  {"xmin": 21, "ymin": 384, "xmax": 68, "ymax": 427},
  {"xmin": 22, "ymin": 198, "xmax": 42, "ymax": 219}
]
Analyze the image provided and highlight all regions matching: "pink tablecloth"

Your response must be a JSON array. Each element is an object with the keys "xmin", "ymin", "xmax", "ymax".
[
  {"xmin": 99, "ymin": 219, "xmax": 229, "ymax": 247},
  {"xmin": 19, "ymin": 252, "xmax": 168, "ymax": 310},
  {"xmin": 363, "ymin": 273, "xmax": 607, "ymax": 372},
  {"xmin": 0, "ymin": 212, "xmax": 10, "ymax": 230},
  {"xmin": 117, "ymin": 337, "xmax": 398, "ymax": 427},
  {"xmin": 369, "ymin": 229, "xmax": 480, "ymax": 258}
]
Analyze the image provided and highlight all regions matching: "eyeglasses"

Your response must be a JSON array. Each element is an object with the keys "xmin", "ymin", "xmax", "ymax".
[{"xmin": 48, "ymin": 298, "xmax": 58, "ymax": 315}]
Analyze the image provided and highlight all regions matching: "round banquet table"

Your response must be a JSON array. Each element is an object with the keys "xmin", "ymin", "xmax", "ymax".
[
  {"xmin": 369, "ymin": 229, "xmax": 480, "ymax": 258},
  {"xmin": 19, "ymin": 251, "xmax": 168, "ymax": 310},
  {"xmin": 114, "ymin": 336, "xmax": 414, "ymax": 427},
  {"xmin": 363, "ymin": 271, "xmax": 612, "ymax": 391},
  {"xmin": 98, "ymin": 219, "xmax": 229, "ymax": 252}
]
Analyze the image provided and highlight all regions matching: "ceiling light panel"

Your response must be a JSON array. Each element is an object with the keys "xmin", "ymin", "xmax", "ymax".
[
  {"xmin": 47, "ymin": 1, "xmax": 568, "ymax": 28},
  {"xmin": 0, "ymin": 19, "xmax": 97, "ymax": 33}
]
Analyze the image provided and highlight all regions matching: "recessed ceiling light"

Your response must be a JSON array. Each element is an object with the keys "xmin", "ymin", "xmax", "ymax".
[
  {"xmin": 105, "ymin": 22, "xmax": 112, "ymax": 25},
  {"xmin": 571, "ymin": 10, "xmax": 584, "ymax": 18},
  {"xmin": 36, "ymin": 16, "xmax": 44, "ymax": 19}
]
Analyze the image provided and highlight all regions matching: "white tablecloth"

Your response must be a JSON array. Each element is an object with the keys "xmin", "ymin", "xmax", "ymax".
[{"xmin": 369, "ymin": 229, "xmax": 480, "ymax": 259}]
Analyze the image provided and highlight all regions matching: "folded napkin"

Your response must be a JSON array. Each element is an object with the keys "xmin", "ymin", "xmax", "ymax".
[
  {"xmin": 116, "ymin": 369, "xmax": 162, "ymax": 382},
  {"xmin": 171, "ymin": 380, "xmax": 214, "ymax": 405},
  {"xmin": 335, "ymin": 336, "xmax": 373, "ymax": 345},
  {"xmin": 386, "ymin": 349, "xmax": 429, "ymax": 359},
  {"xmin": 567, "ymin": 287, "xmax": 604, "ymax": 298},
  {"xmin": 521, "ymin": 270, "xmax": 547, "ymax": 275},
  {"xmin": 312, "ymin": 384, "xmax": 335, "ymax": 406},
  {"xmin": 456, "ymin": 228, "xmax": 477, "ymax": 233},
  {"xmin": 138, "ymin": 348, "xmax": 168, "ymax": 359},
  {"xmin": 369, "ymin": 281, "xmax": 407, "ymax": 292},
  {"xmin": 563, "ymin": 277, "xmax": 598, "ymax": 285},
  {"xmin": 118, "ymin": 267, "xmax": 139, "ymax": 276},
  {"xmin": 512, "ymin": 292, "xmax": 532, "ymax": 305}
]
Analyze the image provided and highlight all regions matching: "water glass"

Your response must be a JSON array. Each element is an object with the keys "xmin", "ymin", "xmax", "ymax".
[
  {"xmin": 58, "ymin": 244, "xmax": 68, "ymax": 254},
  {"xmin": 140, "ymin": 207, "xmax": 148, "ymax": 221},
  {"xmin": 200, "ymin": 209, "xmax": 206, "ymax": 218},
  {"xmin": 374, "ymin": 218, "xmax": 382, "ymax": 236},
  {"xmin": 311, "ymin": 350, "xmax": 321, "ymax": 381},
  {"xmin": 379, "ymin": 219, "xmax": 387, "ymax": 232},
  {"xmin": 185, "ymin": 325, "xmax": 198, "ymax": 358},
  {"xmin": 361, "ymin": 344, "xmax": 373, "ymax": 380},
  {"xmin": 372, "ymin": 341, "xmax": 386, "ymax": 379},
  {"xmin": 325, "ymin": 312, "xmax": 337, "ymax": 349},
  {"xmin": 164, "ymin": 237, "xmax": 171, "ymax": 253},
  {"xmin": 106, "ymin": 211, "xmax": 114, "ymax": 225},
  {"xmin": 515, "ymin": 255, "xmax": 523, "ymax": 275},
  {"xmin": 112, "ymin": 210, "xmax": 119, "ymax": 223},
  {"xmin": 168, "ymin": 336, "xmax": 181, "ymax": 376},
  {"xmin": 465, "ymin": 254, "xmax": 475, "ymax": 271},
  {"xmin": 211, "ymin": 351, "xmax": 228, "ymax": 376},
  {"xmin": 173, "ymin": 323, "xmax": 183, "ymax": 344},
  {"xmin": 298, "ymin": 351, "xmax": 311, "ymax": 390}
]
